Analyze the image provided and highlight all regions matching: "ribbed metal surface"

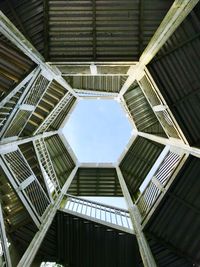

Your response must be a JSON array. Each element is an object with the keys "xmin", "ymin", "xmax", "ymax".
[
  {"xmin": 143, "ymin": 237, "xmax": 193, "ymax": 267},
  {"xmin": 148, "ymin": 4, "xmax": 200, "ymax": 147},
  {"xmin": 120, "ymin": 136, "xmax": 164, "ymax": 198},
  {"xmin": 0, "ymin": 0, "xmax": 44, "ymax": 55},
  {"xmin": 124, "ymin": 83, "xmax": 167, "ymax": 137},
  {"xmin": 35, "ymin": 210, "xmax": 141, "ymax": 267},
  {"xmin": 68, "ymin": 168, "xmax": 122, "ymax": 196},
  {"xmin": 45, "ymin": 134, "xmax": 75, "ymax": 187},
  {"xmin": 69, "ymin": 75, "xmax": 127, "ymax": 93},
  {"xmin": 0, "ymin": 37, "xmax": 34, "ymax": 99},
  {"xmin": 144, "ymin": 156, "xmax": 200, "ymax": 266}
]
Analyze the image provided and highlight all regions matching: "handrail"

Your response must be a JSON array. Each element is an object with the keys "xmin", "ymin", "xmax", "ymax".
[{"xmin": 63, "ymin": 194, "xmax": 133, "ymax": 234}]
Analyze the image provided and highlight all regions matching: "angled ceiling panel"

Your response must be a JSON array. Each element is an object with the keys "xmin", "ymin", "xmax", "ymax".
[
  {"xmin": 124, "ymin": 83, "xmax": 167, "ymax": 137},
  {"xmin": 0, "ymin": 0, "xmax": 45, "ymax": 55},
  {"xmin": 120, "ymin": 136, "xmax": 164, "ymax": 198},
  {"xmin": 148, "ymin": 4, "xmax": 200, "ymax": 147},
  {"xmin": 0, "ymin": 35, "xmax": 35, "ymax": 100},
  {"xmin": 68, "ymin": 168, "xmax": 122, "ymax": 196}
]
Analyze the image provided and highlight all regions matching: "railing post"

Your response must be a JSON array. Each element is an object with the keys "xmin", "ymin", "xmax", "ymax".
[{"xmin": 116, "ymin": 166, "xmax": 157, "ymax": 267}]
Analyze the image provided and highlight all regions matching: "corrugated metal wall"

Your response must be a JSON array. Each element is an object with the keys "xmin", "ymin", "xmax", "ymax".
[
  {"xmin": 120, "ymin": 136, "xmax": 164, "ymax": 198},
  {"xmin": 148, "ymin": 4, "xmax": 200, "ymax": 147},
  {"xmin": 144, "ymin": 155, "xmax": 200, "ymax": 266},
  {"xmin": 68, "ymin": 168, "xmax": 122, "ymax": 196},
  {"xmin": 35, "ymin": 210, "xmax": 141, "ymax": 267}
]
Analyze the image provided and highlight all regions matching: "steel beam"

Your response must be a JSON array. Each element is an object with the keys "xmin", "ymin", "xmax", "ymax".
[
  {"xmin": 119, "ymin": 0, "xmax": 199, "ymax": 97},
  {"xmin": 0, "ymin": 131, "xmax": 58, "ymax": 154},
  {"xmin": 17, "ymin": 165, "xmax": 78, "ymax": 267},
  {"xmin": 0, "ymin": 11, "xmax": 78, "ymax": 98},
  {"xmin": 116, "ymin": 167, "xmax": 157, "ymax": 267},
  {"xmin": 138, "ymin": 131, "xmax": 200, "ymax": 159}
]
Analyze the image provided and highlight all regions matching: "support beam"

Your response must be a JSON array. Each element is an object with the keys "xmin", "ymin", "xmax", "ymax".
[
  {"xmin": 0, "ymin": 11, "xmax": 78, "ymax": 98},
  {"xmin": 119, "ymin": 0, "xmax": 199, "ymax": 97},
  {"xmin": 0, "ymin": 131, "xmax": 58, "ymax": 154},
  {"xmin": 138, "ymin": 131, "xmax": 200, "ymax": 159},
  {"xmin": 17, "ymin": 165, "xmax": 78, "ymax": 267},
  {"xmin": 116, "ymin": 167, "xmax": 157, "ymax": 267},
  {"xmin": 139, "ymin": 0, "xmax": 199, "ymax": 65}
]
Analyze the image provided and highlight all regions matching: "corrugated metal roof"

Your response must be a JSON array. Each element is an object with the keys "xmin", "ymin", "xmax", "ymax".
[
  {"xmin": 124, "ymin": 82, "xmax": 167, "ymax": 137},
  {"xmin": 120, "ymin": 136, "xmax": 164, "ymax": 198},
  {"xmin": 145, "ymin": 156, "xmax": 200, "ymax": 265},
  {"xmin": 0, "ymin": 0, "xmax": 45, "ymax": 55},
  {"xmin": 148, "ymin": 4, "xmax": 200, "ymax": 147},
  {"xmin": 0, "ymin": 0, "xmax": 173, "ymax": 61},
  {"xmin": 0, "ymin": 36, "xmax": 35, "ymax": 99},
  {"xmin": 68, "ymin": 167, "xmax": 122, "ymax": 196},
  {"xmin": 69, "ymin": 75, "xmax": 127, "ymax": 93},
  {"xmin": 45, "ymin": 134, "xmax": 75, "ymax": 187},
  {"xmin": 35, "ymin": 210, "xmax": 141, "ymax": 267}
]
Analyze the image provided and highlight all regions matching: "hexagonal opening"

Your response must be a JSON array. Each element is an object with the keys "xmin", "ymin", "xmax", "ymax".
[{"xmin": 62, "ymin": 99, "xmax": 134, "ymax": 163}]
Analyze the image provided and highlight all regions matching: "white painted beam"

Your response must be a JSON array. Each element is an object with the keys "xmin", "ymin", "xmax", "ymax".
[{"xmin": 116, "ymin": 167, "xmax": 157, "ymax": 267}]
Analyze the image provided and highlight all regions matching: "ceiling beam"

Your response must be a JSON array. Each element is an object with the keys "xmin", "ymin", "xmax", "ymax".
[{"xmin": 0, "ymin": 11, "xmax": 78, "ymax": 98}]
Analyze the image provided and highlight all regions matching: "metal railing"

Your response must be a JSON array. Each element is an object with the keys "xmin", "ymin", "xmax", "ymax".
[
  {"xmin": 34, "ymin": 138, "xmax": 60, "ymax": 200},
  {"xmin": 63, "ymin": 194, "xmax": 133, "ymax": 234},
  {"xmin": 136, "ymin": 151, "xmax": 182, "ymax": 222},
  {"xmin": 2, "ymin": 72, "xmax": 51, "ymax": 139},
  {"xmin": 24, "ymin": 75, "xmax": 50, "ymax": 106},
  {"xmin": 35, "ymin": 92, "xmax": 73, "ymax": 134},
  {"xmin": 2, "ymin": 149, "xmax": 50, "ymax": 222}
]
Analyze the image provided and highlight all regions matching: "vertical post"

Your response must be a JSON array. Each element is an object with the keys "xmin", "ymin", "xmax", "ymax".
[
  {"xmin": 116, "ymin": 166, "xmax": 157, "ymax": 267},
  {"xmin": 17, "ymin": 165, "xmax": 78, "ymax": 267},
  {"xmin": 0, "ymin": 202, "xmax": 12, "ymax": 267}
]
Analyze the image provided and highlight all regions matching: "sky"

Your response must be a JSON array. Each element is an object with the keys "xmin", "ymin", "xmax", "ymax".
[{"xmin": 62, "ymin": 99, "xmax": 133, "ymax": 163}]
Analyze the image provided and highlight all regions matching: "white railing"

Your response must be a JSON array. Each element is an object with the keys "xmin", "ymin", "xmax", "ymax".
[
  {"xmin": 2, "ymin": 149, "xmax": 50, "ymax": 223},
  {"xmin": 2, "ymin": 73, "xmax": 51, "ymax": 138},
  {"xmin": 63, "ymin": 194, "xmax": 133, "ymax": 234},
  {"xmin": 136, "ymin": 151, "xmax": 182, "ymax": 222},
  {"xmin": 34, "ymin": 138, "xmax": 60, "ymax": 200},
  {"xmin": 35, "ymin": 92, "xmax": 73, "ymax": 134}
]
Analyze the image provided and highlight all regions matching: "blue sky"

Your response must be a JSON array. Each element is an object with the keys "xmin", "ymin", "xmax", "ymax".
[{"xmin": 62, "ymin": 99, "xmax": 133, "ymax": 162}]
